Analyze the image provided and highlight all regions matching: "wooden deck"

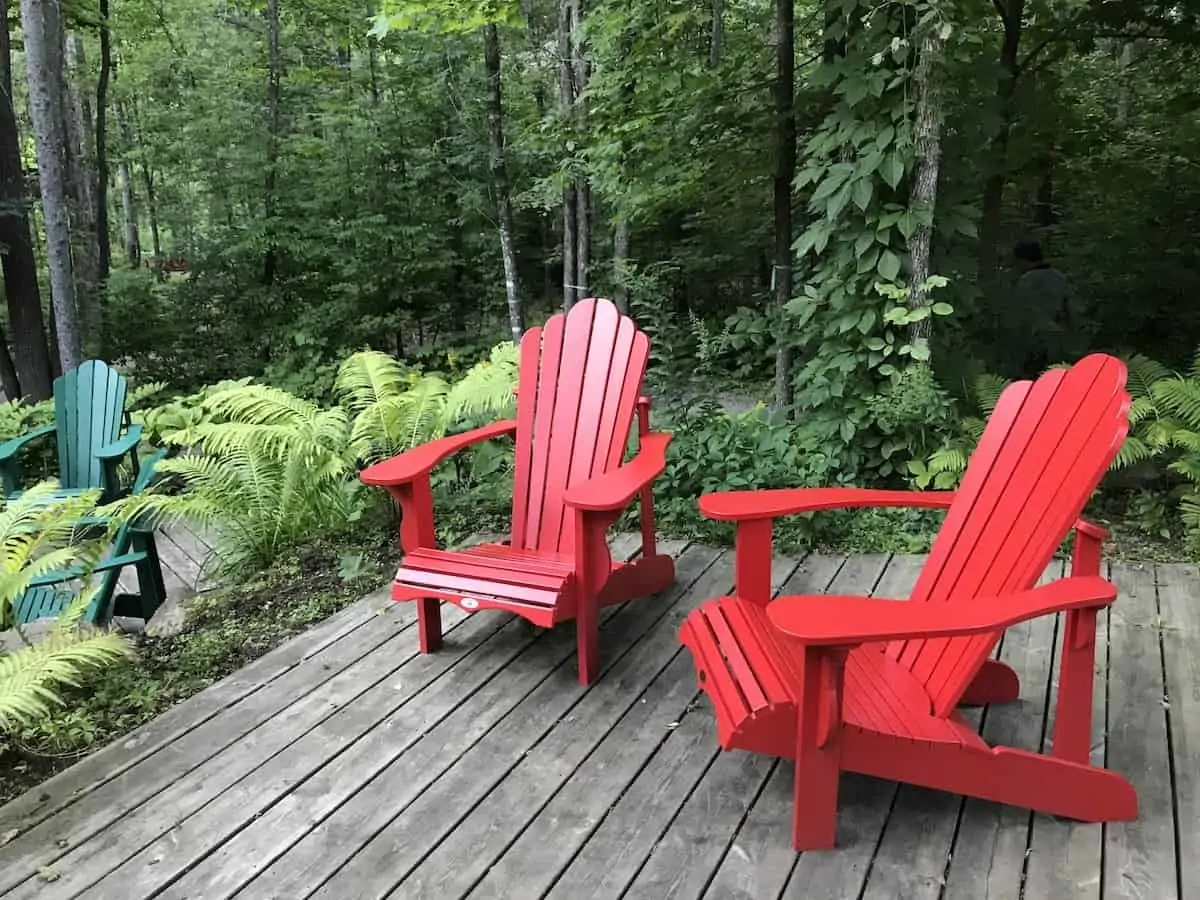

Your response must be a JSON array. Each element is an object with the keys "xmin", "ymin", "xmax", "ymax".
[{"xmin": 0, "ymin": 536, "xmax": 1192, "ymax": 899}]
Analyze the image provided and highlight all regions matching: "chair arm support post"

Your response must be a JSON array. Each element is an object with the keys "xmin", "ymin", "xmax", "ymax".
[
  {"xmin": 735, "ymin": 518, "xmax": 774, "ymax": 605},
  {"xmin": 385, "ymin": 474, "xmax": 437, "ymax": 554},
  {"xmin": 1071, "ymin": 520, "xmax": 1106, "ymax": 578},
  {"xmin": 1051, "ymin": 605, "xmax": 1101, "ymax": 763},
  {"xmin": 635, "ymin": 397, "xmax": 658, "ymax": 559},
  {"xmin": 792, "ymin": 642, "xmax": 847, "ymax": 850}
]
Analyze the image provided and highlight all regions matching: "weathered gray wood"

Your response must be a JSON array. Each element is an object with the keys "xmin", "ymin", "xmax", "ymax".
[
  {"xmin": 0, "ymin": 587, "xmax": 399, "ymax": 837},
  {"xmin": 467, "ymin": 554, "xmax": 843, "ymax": 900},
  {"xmin": 1157, "ymin": 563, "xmax": 1200, "ymax": 899},
  {"xmin": 0, "ymin": 598, "xmax": 432, "ymax": 893},
  {"xmin": 0, "ymin": 534, "xmax": 650, "ymax": 898},
  {"xmin": 546, "ymin": 554, "xmax": 887, "ymax": 900},
  {"xmin": 0, "ymin": 533, "xmax": 618, "ymax": 837},
  {"xmin": 1, "ymin": 608, "xmax": 499, "ymax": 899},
  {"xmin": 617, "ymin": 555, "xmax": 854, "ymax": 900},
  {"xmin": 934, "ymin": 560, "xmax": 1064, "ymax": 900},
  {"xmin": 1103, "ymin": 562, "xmax": 1178, "ymax": 900},
  {"xmin": 776, "ymin": 553, "xmax": 925, "ymax": 900},
  {"xmin": 1019, "ymin": 559, "xmax": 1110, "ymax": 900},
  {"xmin": 150, "ymin": 528, "xmax": 205, "ymax": 593},
  {"xmin": 235, "ymin": 542, "xmax": 714, "ymax": 900},
  {"xmin": 133, "ymin": 539, "xmax": 675, "ymax": 900}
]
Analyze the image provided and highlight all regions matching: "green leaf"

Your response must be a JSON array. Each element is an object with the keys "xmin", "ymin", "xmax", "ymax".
[
  {"xmin": 852, "ymin": 178, "xmax": 873, "ymax": 211},
  {"xmin": 931, "ymin": 302, "xmax": 953, "ymax": 316},
  {"xmin": 881, "ymin": 154, "xmax": 905, "ymax": 189},
  {"xmin": 877, "ymin": 250, "xmax": 901, "ymax": 281}
]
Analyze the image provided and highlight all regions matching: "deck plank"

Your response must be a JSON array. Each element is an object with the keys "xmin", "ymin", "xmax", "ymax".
[
  {"xmin": 233, "ymin": 542, "xmax": 709, "ymax": 900},
  {"xmin": 452, "ymin": 553, "xmax": 829, "ymax": 900},
  {"xmin": 544, "ymin": 554, "xmax": 887, "ymax": 900},
  {"xmin": 1158, "ymin": 562, "xmax": 1199, "ymax": 899},
  {"xmin": 1103, "ymin": 562, "xmax": 1178, "ymax": 900},
  {"xmin": 774, "ymin": 554, "xmax": 922, "ymax": 900},
  {"xmin": 149, "ymin": 539, "xmax": 672, "ymax": 900},
  {"xmin": 938, "ymin": 560, "xmax": 1065, "ymax": 900},
  {"xmin": 0, "ymin": 545, "xmax": 1190, "ymax": 900}
]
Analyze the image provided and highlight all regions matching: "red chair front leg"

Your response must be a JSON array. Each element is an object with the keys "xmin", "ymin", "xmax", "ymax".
[{"xmin": 793, "ymin": 644, "xmax": 848, "ymax": 850}]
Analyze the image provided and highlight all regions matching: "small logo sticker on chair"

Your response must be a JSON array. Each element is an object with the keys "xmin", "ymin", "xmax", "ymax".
[{"xmin": 461, "ymin": 597, "xmax": 481, "ymax": 610}]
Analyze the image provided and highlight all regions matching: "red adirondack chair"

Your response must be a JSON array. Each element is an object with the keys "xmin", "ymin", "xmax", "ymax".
[
  {"xmin": 679, "ymin": 354, "xmax": 1138, "ymax": 850},
  {"xmin": 360, "ymin": 298, "xmax": 676, "ymax": 685}
]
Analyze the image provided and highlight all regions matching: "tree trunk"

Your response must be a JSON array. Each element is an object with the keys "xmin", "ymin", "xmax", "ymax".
[
  {"xmin": 64, "ymin": 32, "xmax": 100, "ymax": 347},
  {"xmin": 131, "ymin": 101, "xmax": 162, "ymax": 259},
  {"xmin": 483, "ymin": 23, "xmax": 523, "ymax": 343},
  {"xmin": 0, "ymin": 328, "xmax": 20, "ymax": 400},
  {"xmin": 612, "ymin": 217, "xmax": 630, "ymax": 313},
  {"xmin": 116, "ymin": 102, "xmax": 140, "ymax": 267},
  {"xmin": 1115, "ymin": 41, "xmax": 1134, "ymax": 128},
  {"xmin": 95, "ymin": 0, "xmax": 112, "ymax": 279},
  {"xmin": 0, "ymin": 0, "xmax": 53, "ymax": 399},
  {"xmin": 262, "ymin": 0, "xmax": 282, "ymax": 286},
  {"xmin": 771, "ymin": 0, "xmax": 796, "ymax": 410},
  {"xmin": 20, "ymin": 0, "xmax": 82, "ymax": 373},
  {"xmin": 907, "ymin": 20, "xmax": 945, "ymax": 345},
  {"xmin": 976, "ymin": 0, "xmax": 1023, "ymax": 281},
  {"xmin": 710, "ymin": 0, "xmax": 724, "ymax": 66},
  {"xmin": 558, "ymin": 0, "xmax": 589, "ymax": 309}
]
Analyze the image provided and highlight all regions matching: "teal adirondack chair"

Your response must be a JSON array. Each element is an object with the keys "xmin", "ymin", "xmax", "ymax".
[
  {"xmin": 0, "ymin": 360, "xmax": 144, "ymax": 503},
  {"xmin": 9, "ymin": 451, "xmax": 168, "ymax": 627}
]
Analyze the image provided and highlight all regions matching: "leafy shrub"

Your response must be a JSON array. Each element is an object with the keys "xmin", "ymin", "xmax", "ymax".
[{"xmin": 127, "ymin": 345, "xmax": 520, "ymax": 576}]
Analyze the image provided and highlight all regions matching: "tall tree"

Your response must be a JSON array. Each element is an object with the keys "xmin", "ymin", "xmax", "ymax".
[
  {"xmin": 262, "ymin": 0, "xmax": 282, "ymax": 287},
  {"xmin": 64, "ymin": 32, "xmax": 101, "ymax": 340},
  {"xmin": 483, "ymin": 23, "xmax": 523, "ymax": 343},
  {"xmin": 907, "ymin": 8, "xmax": 946, "ymax": 345},
  {"xmin": 771, "ymin": 0, "xmax": 796, "ymax": 409},
  {"xmin": 559, "ymin": 0, "xmax": 589, "ymax": 309},
  {"xmin": 95, "ymin": 0, "xmax": 113, "ymax": 278},
  {"xmin": 0, "ymin": 0, "xmax": 54, "ymax": 398},
  {"xmin": 116, "ymin": 102, "xmax": 140, "ymax": 267},
  {"xmin": 19, "ymin": 0, "xmax": 82, "ymax": 372}
]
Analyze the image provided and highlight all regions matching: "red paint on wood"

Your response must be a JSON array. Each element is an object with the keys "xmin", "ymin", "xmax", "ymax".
[
  {"xmin": 360, "ymin": 298, "xmax": 675, "ymax": 684},
  {"xmin": 678, "ymin": 354, "xmax": 1139, "ymax": 849}
]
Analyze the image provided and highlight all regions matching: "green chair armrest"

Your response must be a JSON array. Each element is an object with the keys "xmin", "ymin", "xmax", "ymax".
[
  {"xmin": 0, "ymin": 424, "xmax": 57, "ymax": 463},
  {"xmin": 132, "ymin": 448, "xmax": 169, "ymax": 495},
  {"xmin": 97, "ymin": 425, "xmax": 144, "ymax": 461},
  {"xmin": 28, "ymin": 550, "xmax": 149, "ymax": 586}
]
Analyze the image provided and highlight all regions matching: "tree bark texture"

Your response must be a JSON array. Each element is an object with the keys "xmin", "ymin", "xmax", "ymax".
[
  {"xmin": 0, "ymin": 0, "xmax": 54, "ymax": 398},
  {"xmin": 116, "ymin": 101, "xmax": 140, "ymax": 267},
  {"xmin": 64, "ymin": 31, "xmax": 100, "ymax": 346},
  {"xmin": 19, "ymin": 0, "xmax": 83, "ymax": 373},
  {"xmin": 483, "ymin": 23, "xmax": 523, "ymax": 343},
  {"xmin": 95, "ymin": 0, "xmax": 113, "ymax": 278},
  {"xmin": 262, "ymin": 0, "xmax": 282, "ymax": 287},
  {"xmin": 612, "ymin": 217, "xmax": 630, "ymax": 313},
  {"xmin": 907, "ymin": 21, "xmax": 945, "ymax": 344},
  {"xmin": 772, "ymin": 0, "xmax": 796, "ymax": 410},
  {"xmin": 558, "ymin": 0, "xmax": 589, "ymax": 309}
]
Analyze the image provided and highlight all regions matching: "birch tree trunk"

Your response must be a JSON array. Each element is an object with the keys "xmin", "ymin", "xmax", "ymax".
[
  {"xmin": 262, "ymin": 0, "xmax": 282, "ymax": 287},
  {"xmin": 116, "ymin": 101, "xmax": 140, "ymax": 267},
  {"xmin": 95, "ymin": 0, "xmax": 113, "ymax": 278},
  {"xmin": 771, "ymin": 0, "xmax": 796, "ymax": 410},
  {"xmin": 0, "ymin": 0, "xmax": 54, "ymax": 398},
  {"xmin": 483, "ymin": 23, "xmax": 523, "ymax": 343},
  {"xmin": 558, "ymin": 0, "xmax": 589, "ymax": 309},
  {"xmin": 20, "ymin": 0, "xmax": 82, "ymax": 372},
  {"xmin": 64, "ymin": 31, "xmax": 100, "ymax": 343},
  {"xmin": 907, "ymin": 19, "xmax": 945, "ymax": 345}
]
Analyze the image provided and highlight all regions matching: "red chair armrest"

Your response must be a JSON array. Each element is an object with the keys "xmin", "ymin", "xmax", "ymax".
[
  {"xmin": 766, "ymin": 576, "xmax": 1117, "ymax": 646},
  {"xmin": 699, "ymin": 487, "xmax": 957, "ymax": 521},
  {"xmin": 563, "ymin": 432, "xmax": 671, "ymax": 512},
  {"xmin": 359, "ymin": 419, "xmax": 518, "ymax": 487}
]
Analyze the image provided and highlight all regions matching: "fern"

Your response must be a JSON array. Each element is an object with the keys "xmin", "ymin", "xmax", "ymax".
[{"xmin": 0, "ymin": 487, "xmax": 131, "ymax": 732}]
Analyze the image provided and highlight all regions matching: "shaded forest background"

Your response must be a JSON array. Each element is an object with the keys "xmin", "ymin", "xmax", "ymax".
[{"xmin": 2, "ymin": 0, "xmax": 1199, "ymax": 473}]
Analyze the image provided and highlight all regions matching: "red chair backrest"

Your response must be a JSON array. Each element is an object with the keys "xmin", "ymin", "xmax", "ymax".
[
  {"xmin": 509, "ymin": 299, "xmax": 650, "ymax": 554},
  {"xmin": 890, "ymin": 354, "xmax": 1130, "ymax": 716}
]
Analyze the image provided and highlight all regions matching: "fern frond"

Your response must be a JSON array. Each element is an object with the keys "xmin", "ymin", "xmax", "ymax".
[
  {"xmin": 1151, "ymin": 379, "xmax": 1200, "ymax": 429},
  {"xmin": 204, "ymin": 384, "xmax": 321, "ymax": 426},
  {"xmin": 444, "ymin": 343, "xmax": 519, "ymax": 423},
  {"xmin": 971, "ymin": 374, "xmax": 1012, "ymax": 416},
  {"xmin": 334, "ymin": 351, "xmax": 414, "ymax": 415},
  {"xmin": 1112, "ymin": 436, "xmax": 1154, "ymax": 470},
  {"xmin": 0, "ymin": 631, "xmax": 130, "ymax": 731},
  {"xmin": 1125, "ymin": 354, "xmax": 1173, "ymax": 399},
  {"xmin": 1127, "ymin": 396, "xmax": 1157, "ymax": 427}
]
